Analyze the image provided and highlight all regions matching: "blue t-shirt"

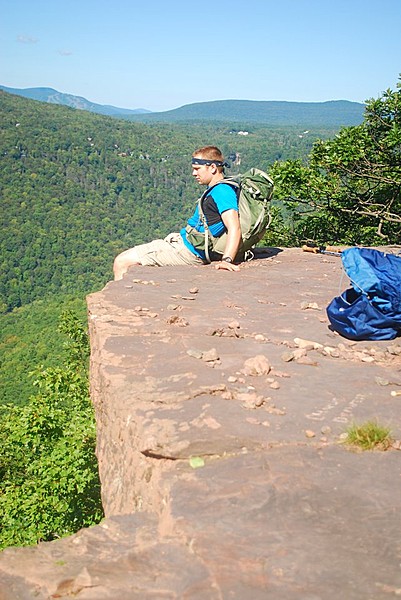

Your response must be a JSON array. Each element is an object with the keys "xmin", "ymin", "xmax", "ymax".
[{"xmin": 180, "ymin": 183, "xmax": 238, "ymax": 259}]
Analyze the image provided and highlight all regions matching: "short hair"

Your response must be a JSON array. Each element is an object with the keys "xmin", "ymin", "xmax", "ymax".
[{"xmin": 192, "ymin": 146, "xmax": 225, "ymax": 171}]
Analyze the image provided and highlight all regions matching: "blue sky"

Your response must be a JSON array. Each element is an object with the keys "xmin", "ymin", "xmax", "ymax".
[{"xmin": 1, "ymin": 0, "xmax": 400, "ymax": 112}]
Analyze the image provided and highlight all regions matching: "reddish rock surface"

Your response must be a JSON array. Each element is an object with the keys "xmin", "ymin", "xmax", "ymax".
[{"xmin": 1, "ymin": 248, "xmax": 401, "ymax": 599}]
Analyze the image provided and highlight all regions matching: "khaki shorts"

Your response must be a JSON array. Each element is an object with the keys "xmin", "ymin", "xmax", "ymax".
[{"xmin": 129, "ymin": 233, "xmax": 203, "ymax": 267}]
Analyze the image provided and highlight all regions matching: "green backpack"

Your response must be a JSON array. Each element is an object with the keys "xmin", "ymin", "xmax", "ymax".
[{"xmin": 186, "ymin": 168, "xmax": 274, "ymax": 263}]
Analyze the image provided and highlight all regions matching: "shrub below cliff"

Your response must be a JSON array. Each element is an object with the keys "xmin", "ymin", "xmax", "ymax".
[{"xmin": 0, "ymin": 311, "xmax": 103, "ymax": 549}]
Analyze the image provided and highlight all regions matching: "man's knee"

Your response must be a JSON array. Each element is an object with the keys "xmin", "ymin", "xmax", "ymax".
[
  {"xmin": 113, "ymin": 250, "xmax": 140, "ymax": 280},
  {"xmin": 113, "ymin": 253, "xmax": 124, "ymax": 280}
]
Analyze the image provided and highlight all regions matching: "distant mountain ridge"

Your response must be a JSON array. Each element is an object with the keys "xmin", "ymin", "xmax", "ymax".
[
  {"xmin": 127, "ymin": 99, "xmax": 365, "ymax": 127},
  {"xmin": 0, "ymin": 85, "xmax": 365, "ymax": 127},
  {"xmin": 0, "ymin": 85, "xmax": 150, "ymax": 116}
]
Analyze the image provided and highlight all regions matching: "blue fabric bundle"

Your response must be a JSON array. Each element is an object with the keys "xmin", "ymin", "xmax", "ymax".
[{"xmin": 326, "ymin": 247, "xmax": 401, "ymax": 340}]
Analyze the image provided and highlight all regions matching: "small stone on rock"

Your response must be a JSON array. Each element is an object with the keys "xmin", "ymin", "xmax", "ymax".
[
  {"xmin": 294, "ymin": 337, "xmax": 323, "ymax": 350},
  {"xmin": 300, "ymin": 302, "xmax": 321, "ymax": 310},
  {"xmin": 242, "ymin": 355, "xmax": 271, "ymax": 376},
  {"xmin": 202, "ymin": 348, "xmax": 219, "ymax": 362},
  {"xmin": 187, "ymin": 348, "xmax": 203, "ymax": 359},
  {"xmin": 281, "ymin": 351, "xmax": 295, "ymax": 363},
  {"xmin": 296, "ymin": 355, "xmax": 319, "ymax": 366}
]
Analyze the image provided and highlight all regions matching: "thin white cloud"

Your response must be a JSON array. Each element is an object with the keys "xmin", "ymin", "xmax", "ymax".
[
  {"xmin": 17, "ymin": 34, "xmax": 38, "ymax": 44},
  {"xmin": 58, "ymin": 49, "xmax": 73, "ymax": 56}
]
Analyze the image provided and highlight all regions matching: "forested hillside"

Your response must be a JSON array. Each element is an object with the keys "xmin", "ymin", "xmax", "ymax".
[
  {"xmin": 126, "ymin": 99, "xmax": 364, "ymax": 127},
  {"xmin": 0, "ymin": 86, "xmax": 364, "ymax": 126},
  {"xmin": 0, "ymin": 90, "xmax": 337, "ymax": 313},
  {"xmin": 0, "ymin": 85, "xmax": 150, "ymax": 116},
  {"xmin": 0, "ymin": 295, "xmax": 86, "ymax": 406}
]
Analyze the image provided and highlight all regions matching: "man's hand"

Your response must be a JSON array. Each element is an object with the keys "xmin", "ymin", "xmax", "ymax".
[{"xmin": 214, "ymin": 261, "xmax": 240, "ymax": 272}]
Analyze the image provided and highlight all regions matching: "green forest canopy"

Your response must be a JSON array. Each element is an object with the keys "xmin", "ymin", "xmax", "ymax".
[{"xmin": 0, "ymin": 90, "xmax": 336, "ymax": 313}]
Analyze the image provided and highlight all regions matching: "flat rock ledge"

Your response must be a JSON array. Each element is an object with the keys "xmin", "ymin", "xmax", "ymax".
[{"xmin": 1, "ymin": 248, "xmax": 401, "ymax": 600}]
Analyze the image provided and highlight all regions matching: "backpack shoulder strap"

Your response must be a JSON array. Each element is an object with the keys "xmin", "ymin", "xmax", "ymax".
[
  {"xmin": 197, "ymin": 179, "xmax": 240, "ymax": 263},
  {"xmin": 199, "ymin": 178, "xmax": 239, "ymax": 209}
]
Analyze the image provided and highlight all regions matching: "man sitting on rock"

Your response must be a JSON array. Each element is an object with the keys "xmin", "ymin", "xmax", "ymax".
[{"xmin": 113, "ymin": 146, "xmax": 241, "ymax": 280}]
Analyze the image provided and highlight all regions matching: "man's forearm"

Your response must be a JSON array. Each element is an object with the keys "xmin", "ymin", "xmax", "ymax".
[{"xmin": 223, "ymin": 227, "xmax": 242, "ymax": 260}]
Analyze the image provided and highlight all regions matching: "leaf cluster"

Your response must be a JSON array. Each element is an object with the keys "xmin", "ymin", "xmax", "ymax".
[
  {"xmin": 0, "ymin": 311, "xmax": 103, "ymax": 549},
  {"xmin": 270, "ymin": 77, "xmax": 401, "ymax": 245},
  {"xmin": 0, "ymin": 295, "xmax": 88, "ymax": 406}
]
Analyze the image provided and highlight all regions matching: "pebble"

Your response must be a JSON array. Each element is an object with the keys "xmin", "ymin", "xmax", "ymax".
[
  {"xmin": 323, "ymin": 346, "xmax": 340, "ymax": 358},
  {"xmin": 293, "ymin": 348, "xmax": 307, "ymax": 359},
  {"xmin": 238, "ymin": 392, "xmax": 265, "ymax": 409},
  {"xmin": 265, "ymin": 405, "xmax": 286, "ymax": 416},
  {"xmin": 305, "ymin": 430, "xmax": 316, "ymax": 438},
  {"xmin": 360, "ymin": 355, "xmax": 375, "ymax": 363},
  {"xmin": 294, "ymin": 337, "xmax": 323, "ymax": 350},
  {"xmin": 296, "ymin": 355, "xmax": 319, "ymax": 366},
  {"xmin": 300, "ymin": 302, "xmax": 321, "ymax": 310},
  {"xmin": 206, "ymin": 327, "xmax": 224, "ymax": 337},
  {"xmin": 187, "ymin": 348, "xmax": 203, "ymax": 359},
  {"xmin": 272, "ymin": 370, "xmax": 291, "ymax": 378},
  {"xmin": 387, "ymin": 345, "xmax": 401, "ymax": 355},
  {"xmin": 167, "ymin": 316, "xmax": 189, "ymax": 327},
  {"xmin": 254, "ymin": 334, "xmax": 266, "ymax": 342},
  {"xmin": 132, "ymin": 279, "xmax": 156, "ymax": 286},
  {"xmin": 202, "ymin": 348, "xmax": 219, "ymax": 362},
  {"xmin": 242, "ymin": 355, "xmax": 271, "ymax": 376},
  {"xmin": 281, "ymin": 351, "xmax": 295, "ymax": 363}
]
